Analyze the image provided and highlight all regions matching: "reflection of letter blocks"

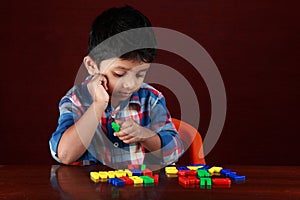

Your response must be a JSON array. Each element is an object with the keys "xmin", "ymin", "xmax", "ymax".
[{"xmin": 200, "ymin": 178, "xmax": 212, "ymax": 189}]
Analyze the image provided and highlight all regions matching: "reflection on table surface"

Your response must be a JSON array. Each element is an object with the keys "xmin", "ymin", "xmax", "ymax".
[
  {"xmin": 0, "ymin": 165, "xmax": 300, "ymax": 199},
  {"xmin": 51, "ymin": 164, "xmax": 164, "ymax": 199}
]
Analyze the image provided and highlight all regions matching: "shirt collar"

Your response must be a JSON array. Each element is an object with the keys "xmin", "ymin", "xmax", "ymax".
[
  {"xmin": 128, "ymin": 91, "xmax": 141, "ymax": 106},
  {"xmin": 117, "ymin": 91, "xmax": 141, "ymax": 111}
]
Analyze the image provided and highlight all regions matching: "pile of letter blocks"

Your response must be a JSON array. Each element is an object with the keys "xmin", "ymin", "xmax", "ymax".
[
  {"xmin": 165, "ymin": 164, "xmax": 246, "ymax": 189},
  {"xmin": 90, "ymin": 164, "xmax": 246, "ymax": 188},
  {"xmin": 90, "ymin": 164, "xmax": 159, "ymax": 186}
]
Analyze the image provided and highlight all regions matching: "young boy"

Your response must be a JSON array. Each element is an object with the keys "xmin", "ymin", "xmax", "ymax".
[{"xmin": 49, "ymin": 5, "xmax": 183, "ymax": 167}]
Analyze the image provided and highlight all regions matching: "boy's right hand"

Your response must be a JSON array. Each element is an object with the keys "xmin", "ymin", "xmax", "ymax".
[{"xmin": 87, "ymin": 73, "xmax": 109, "ymax": 107}]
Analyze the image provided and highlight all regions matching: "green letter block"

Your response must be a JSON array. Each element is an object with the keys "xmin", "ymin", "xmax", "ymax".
[{"xmin": 111, "ymin": 122, "xmax": 120, "ymax": 132}]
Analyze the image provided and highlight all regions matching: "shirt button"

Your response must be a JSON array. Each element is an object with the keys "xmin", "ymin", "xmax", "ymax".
[{"xmin": 114, "ymin": 142, "xmax": 119, "ymax": 147}]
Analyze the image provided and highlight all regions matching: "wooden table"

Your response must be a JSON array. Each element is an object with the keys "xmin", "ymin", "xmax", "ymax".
[{"xmin": 0, "ymin": 165, "xmax": 299, "ymax": 199}]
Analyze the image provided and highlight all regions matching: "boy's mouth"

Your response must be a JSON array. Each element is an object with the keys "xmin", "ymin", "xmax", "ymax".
[{"xmin": 118, "ymin": 91, "xmax": 132, "ymax": 97}]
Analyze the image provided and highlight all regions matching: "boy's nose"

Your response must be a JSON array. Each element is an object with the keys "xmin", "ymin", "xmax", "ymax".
[{"xmin": 122, "ymin": 77, "xmax": 136, "ymax": 90}]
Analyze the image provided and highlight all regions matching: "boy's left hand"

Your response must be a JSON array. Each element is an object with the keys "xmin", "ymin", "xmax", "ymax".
[{"xmin": 114, "ymin": 119, "xmax": 154, "ymax": 144}]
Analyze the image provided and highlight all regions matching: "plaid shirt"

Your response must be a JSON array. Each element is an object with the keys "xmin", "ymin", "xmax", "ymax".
[{"xmin": 49, "ymin": 77, "xmax": 183, "ymax": 166}]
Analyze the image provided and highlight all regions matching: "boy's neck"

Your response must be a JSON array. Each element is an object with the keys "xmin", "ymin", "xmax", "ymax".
[
  {"xmin": 110, "ymin": 97, "xmax": 131, "ymax": 110},
  {"xmin": 110, "ymin": 98, "xmax": 120, "ymax": 108}
]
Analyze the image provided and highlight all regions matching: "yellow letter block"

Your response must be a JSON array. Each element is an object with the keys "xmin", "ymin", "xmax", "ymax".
[
  {"xmin": 165, "ymin": 167, "xmax": 178, "ymax": 175},
  {"xmin": 208, "ymin": 166, "xmax": 223, "ymax": 174},
  {"xmin": 124, "ymin": 169, "xmax": 133, "ymax": 177},
  {"xmin": 90, "ymin": 172, "xmax": 100, "ymax": 183},
  {"xmin": 187, "ymin": 166, "xmax": 204, "ymax": 170},
  {"xmin": 129, "ymin": 176, "xmax": 143, "ymax": 184},
  {"xmin": 107, "ymin": 171, "xmax": 116, "ymax": 178},
  {"xmin": 114, "ymin": 170, "xmax": 126, "ymax": 178}
]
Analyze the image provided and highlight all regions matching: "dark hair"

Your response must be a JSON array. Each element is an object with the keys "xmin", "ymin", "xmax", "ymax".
[{"xmin": 88, "ymin": 5, "xmax": 157, "ymax": 64}]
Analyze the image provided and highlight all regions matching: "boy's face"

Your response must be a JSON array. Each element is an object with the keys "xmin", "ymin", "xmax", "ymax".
[{"xmin": 100, "ymin": 58, "xmax": 150, "ymax": 105}]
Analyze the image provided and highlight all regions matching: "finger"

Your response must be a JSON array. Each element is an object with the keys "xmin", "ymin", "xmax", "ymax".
[
  {"xmin": 114, "ymin": 130, "xmax": 127, "ymax": 137},
  {"xmin": 97, "ymin": 79, "xmax": 103, "ymax": 87},
  {"xmin": 123, "ymin": 138, "xmax": 136, "ymax": 144},
  {"xmin": 118, "ymin": 134, "xmax": 133, "ymax": 141},
  {"xmin": 93, "ymin": 74, "xmax": 108, "ymax": 90}
]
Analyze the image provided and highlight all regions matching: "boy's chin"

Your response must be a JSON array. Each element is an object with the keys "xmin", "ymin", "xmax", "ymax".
[
  {"xmin": 111, "ymin": 95, "xmax": 131, "ymax": 104},
  {"xmin": 111, "ymin": 92, "xmax": 133, "ymax": 99}
]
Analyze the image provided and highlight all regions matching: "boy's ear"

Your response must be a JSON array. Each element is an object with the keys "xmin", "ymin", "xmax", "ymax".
[{"xmin": 83, "ymin": 56, "xmax": 100, "ymax": 75}]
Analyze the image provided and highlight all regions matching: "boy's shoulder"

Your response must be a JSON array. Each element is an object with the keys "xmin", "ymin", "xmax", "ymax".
[
  {"xmin": 64, "ymin": 83, "xmax": 89, "ymax": 98},
  {"xmin": 59, "ymin": 82, "xmax": 92, "ymax": 107},
  {"xmin": 131, "ymin": 83, "xmax": 168, "ymax": 108}
]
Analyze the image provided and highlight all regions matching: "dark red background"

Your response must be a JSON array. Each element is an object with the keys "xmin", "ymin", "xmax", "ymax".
[{"xmin": 1, "ymin": 0, "xmax": 299, "ymax": 165}]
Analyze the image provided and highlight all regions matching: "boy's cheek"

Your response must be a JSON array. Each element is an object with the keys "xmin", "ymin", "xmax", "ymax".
[{"xmin": 106, "ymin": 82, "xmax": 115, "ymax": 95}]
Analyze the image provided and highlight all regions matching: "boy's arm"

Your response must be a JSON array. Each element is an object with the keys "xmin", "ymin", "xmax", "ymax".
[
  {"xmin": 147, "ymin": 95, "xmax": 184, "ymax": 164},
  {"xmin": 57, "ymin": 102, "xmax": 106, "ymax": 164},
  {"xmin": 55, "ymin": 74, "xmax": 109, "ymax": 164}
]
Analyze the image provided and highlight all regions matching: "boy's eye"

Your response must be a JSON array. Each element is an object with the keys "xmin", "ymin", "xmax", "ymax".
[
  {"xmin": 113, "ymin": 72, "xmax": 125, "ymax": 77},
  {"xmin": 136, "ymin": 73, "xmax": 145, "ymax": 78}
]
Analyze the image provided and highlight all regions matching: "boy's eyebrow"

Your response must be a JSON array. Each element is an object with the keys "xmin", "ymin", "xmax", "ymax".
[
  {"xmin": 114, "ymin": 66, "xmax": 128, "ymax": 70},
  {"xmin": 137, "ymin": 68, "xmax": 149, "ymax": 73}
]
